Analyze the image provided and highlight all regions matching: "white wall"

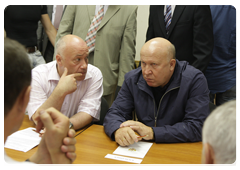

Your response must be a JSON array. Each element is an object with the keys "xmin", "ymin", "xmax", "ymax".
[{"xmin": 135, "ymin": 5, "xmax": 149, "ymax": 61}]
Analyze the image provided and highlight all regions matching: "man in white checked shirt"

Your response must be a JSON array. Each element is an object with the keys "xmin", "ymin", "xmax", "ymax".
[{"xmin": 27, "ymin": 35, "xmax": 103, "ymax": 130}]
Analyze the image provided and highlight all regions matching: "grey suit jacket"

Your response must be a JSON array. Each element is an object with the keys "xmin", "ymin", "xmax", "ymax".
[{"xmin": 55, "ymin": 5, "xmax": 138, "ymax": 95}]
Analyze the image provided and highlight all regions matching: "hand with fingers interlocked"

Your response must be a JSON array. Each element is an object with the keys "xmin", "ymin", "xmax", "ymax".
[{"xmin": 114, "ymin": 120, "xmax": 154, "ymax": 146}]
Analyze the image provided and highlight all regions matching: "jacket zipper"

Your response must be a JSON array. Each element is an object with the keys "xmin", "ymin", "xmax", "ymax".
[{"xmin": 153, "ymin": 86, "xmax": 180, "ymax": 127}]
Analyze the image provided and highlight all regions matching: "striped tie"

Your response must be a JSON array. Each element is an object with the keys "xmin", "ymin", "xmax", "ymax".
[
  {"xmin": 85, "ymin": 5, "xmax": 104, "ymax": 53},
  {"xmin": 164, "ymin": 5, "xmax": 172, "ymax": 34}
]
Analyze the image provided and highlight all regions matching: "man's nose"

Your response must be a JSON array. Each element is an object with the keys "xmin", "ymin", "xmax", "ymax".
[
  {"xmin": 144, "ymin": 65, "xmax": 152, "ymax": 75},
  {"xmin": 80, "ymin": 60, "xmax": 87, "ymax": 69}
]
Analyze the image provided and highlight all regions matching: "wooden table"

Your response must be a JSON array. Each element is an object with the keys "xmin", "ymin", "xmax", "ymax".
[{"xmin": 5, "ymin": 115, "xmax": 203, "ymax": 164}]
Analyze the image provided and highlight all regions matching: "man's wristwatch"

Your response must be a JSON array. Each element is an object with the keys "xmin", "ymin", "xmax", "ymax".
[{"xmin": 69, "ymin": 121, "xmax": 74, "ymax": 129}]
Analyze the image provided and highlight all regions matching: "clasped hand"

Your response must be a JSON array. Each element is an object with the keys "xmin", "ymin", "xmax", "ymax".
[
  {"xmin": 32, "ymin": 107, "xmax": 76, "ymax": 164},
  {"xmin": 115, "ymin": 120, "xmax": 154, "ymax": 146}
]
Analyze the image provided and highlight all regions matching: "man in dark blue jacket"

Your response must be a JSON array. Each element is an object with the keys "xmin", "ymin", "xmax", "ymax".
[{"xmin": 103, "ymin": 38, "xmax": 210, "ymax": 146}]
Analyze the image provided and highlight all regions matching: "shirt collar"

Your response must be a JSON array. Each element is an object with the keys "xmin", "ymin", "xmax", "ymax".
[{"xmin": 48, "ymin": 61, "xmax": 60, "ymax": 81}]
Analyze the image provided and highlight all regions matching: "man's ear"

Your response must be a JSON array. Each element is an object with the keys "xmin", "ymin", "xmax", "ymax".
[
  {"xmin": 203, "ymin": 143, "xmax": 215, "ymax": 164},
  {"xmin": 56, "ymin": 54, "xmax": 62, "ymax": 65},
  {"xmin": 170, "ymin": 59, "xmax": 176, "ymax": 71},
  {"xmin": 17, "ymin": 86, "xmax": 31, "ymax": 113}
]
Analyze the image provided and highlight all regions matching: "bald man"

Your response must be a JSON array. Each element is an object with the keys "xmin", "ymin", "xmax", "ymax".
[
  {"xmin": 27, "ymin": 35, "xmax": 103, "ymax": 130},
  {"xmin": 103, "ymin": 38, "xmax": 210, "ymax": 146}
]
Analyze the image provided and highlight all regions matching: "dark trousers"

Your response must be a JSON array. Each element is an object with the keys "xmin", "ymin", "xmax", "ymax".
[
  {"xmin": 210, "ymin": 85, "xmax": 236, "ymax": 106},
  {"xmin": 44, "ymin": 41, "xmax": 54, "ymax": 63}
]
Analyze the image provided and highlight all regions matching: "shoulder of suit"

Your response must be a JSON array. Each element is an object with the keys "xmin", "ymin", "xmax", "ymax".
[{"xmin": 118, "ymin": 5, "xmax": 138, "ymax": 11}]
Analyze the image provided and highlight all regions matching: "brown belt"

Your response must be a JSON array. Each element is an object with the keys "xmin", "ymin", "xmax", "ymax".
[{"xmin": 26, "ymin": 46, "xmax": 37, "ymax": 53}]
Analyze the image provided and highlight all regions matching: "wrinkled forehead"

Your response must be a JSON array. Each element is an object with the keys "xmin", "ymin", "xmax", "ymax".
[{"xmin": 78, "ymin": 46, "xmax": 89, "ymax": 55}]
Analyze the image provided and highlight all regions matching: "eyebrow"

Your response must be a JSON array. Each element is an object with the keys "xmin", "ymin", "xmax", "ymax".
[{"xmin": 74, "ymin": 54, "xmax": 89, "ymax": 59}]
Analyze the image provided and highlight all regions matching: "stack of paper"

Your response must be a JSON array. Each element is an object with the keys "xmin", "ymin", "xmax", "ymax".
[
  {"xmin": 105, "ymin": 141, "xmax": 153, "ymax": 164},
  {"xmin": 5, "ymin": 127, "xmax": 41, "ymax": 152}
]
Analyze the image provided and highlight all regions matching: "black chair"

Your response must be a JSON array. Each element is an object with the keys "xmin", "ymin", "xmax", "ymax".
[
  {"xmin": 95, "ymin": 97, "xmax": 109, "ymax": 125},
  {"xmin": 114, "ymin": 86, "xmax": 121, "ymax": 100}
]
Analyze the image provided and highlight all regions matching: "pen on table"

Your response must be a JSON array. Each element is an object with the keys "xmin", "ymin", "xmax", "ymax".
[{"xmin": 137, "ymin": 135, "xmax": 148, "ymax": 138}]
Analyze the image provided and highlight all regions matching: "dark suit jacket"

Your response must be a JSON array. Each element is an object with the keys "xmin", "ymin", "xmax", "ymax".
[{"xmin": 146, "ymin": 5, "xmax": 214, "ymax": 73}]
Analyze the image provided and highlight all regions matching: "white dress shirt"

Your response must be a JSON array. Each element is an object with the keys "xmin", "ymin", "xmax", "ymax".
[
  {"xmin": 51, "ymin": 5, "xmax": 65, "ymax": 25},
  {"xmin": 95, "ymin": 5, "xmax": 109, "ymax": 15},
  {"xmin": 27, "ymin": 61, "xmax": 103, "ymax": 121}
]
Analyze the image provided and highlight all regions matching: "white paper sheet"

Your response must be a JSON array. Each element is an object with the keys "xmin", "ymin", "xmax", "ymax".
[
  {"xmin": 113, "ymin": 141, "xmax": 153, "ymax": 159},
  {"xmin": 105, "ymin": 154, "xmax": 142, "ymax": 164},
  {"xmin": 4, "ymin": 127, "xmax": 41, "ymax": 152}
]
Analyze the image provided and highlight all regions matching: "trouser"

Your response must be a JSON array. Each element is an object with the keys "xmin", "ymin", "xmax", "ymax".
[
  {"xmin": 210, "ymin": 85, "xmax": 236, "ymax": 106},
  {"xmin": 27, "ymin": 50, "xmax": 46, "ymax": 68},
  {"xmin": 44, "ymin": 40, "xmax": 54, "ymax": 63}
]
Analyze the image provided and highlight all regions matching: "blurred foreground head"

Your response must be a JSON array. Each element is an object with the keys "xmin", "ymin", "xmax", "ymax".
[{"xmin": 202, "ymin": 100, "xmax": 236, "ymax": 164}]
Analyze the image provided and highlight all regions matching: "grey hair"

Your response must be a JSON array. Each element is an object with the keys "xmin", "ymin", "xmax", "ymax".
[
  {"xmin": 55, "ymin": 36, "xmax": 67, "ymax": 58},
  {"xmin": 202, "ymin": 100, "xmax": 236, "ymax": 164}
]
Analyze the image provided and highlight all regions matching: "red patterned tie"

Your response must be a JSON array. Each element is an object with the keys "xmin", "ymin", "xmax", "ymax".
[{"xmin": 85, "ymin": 5, "xmax": 104, "ymax": 53}]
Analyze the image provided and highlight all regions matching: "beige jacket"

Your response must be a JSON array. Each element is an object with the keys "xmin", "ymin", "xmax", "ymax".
[{"xmin": 55, "ymin": 5, "xmax": 137, "ymax": 95}]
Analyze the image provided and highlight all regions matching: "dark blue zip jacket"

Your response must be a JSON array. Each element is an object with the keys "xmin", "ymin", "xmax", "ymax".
[{"xmin": 103, "ymin": 60, "xmax": 210, "ymax": 143}]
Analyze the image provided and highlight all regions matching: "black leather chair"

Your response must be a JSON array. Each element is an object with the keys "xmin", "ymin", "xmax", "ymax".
[{"xmin": 95, "ymin": 97, "xmax": 109, "ymax": 125}]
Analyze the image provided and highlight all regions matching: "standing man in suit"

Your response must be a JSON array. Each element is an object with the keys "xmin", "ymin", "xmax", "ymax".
[
  {"xmin": 146, "ymin": 5, "xmax": 214, "ymax": 73},
  {"xmin": 55, "ymin": 5, "xmax": 138, "ymax": 106},
  {"xmin": 37, "ymin": 5, "xmax": 65, "ymax": 63}
]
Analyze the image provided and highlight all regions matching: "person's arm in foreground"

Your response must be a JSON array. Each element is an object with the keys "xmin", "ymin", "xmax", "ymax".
[{"xmin": 29, "ymin": 107, "xmax": 76, "ymax": 163}]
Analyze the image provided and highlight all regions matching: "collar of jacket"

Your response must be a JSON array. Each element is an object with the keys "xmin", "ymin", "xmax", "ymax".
[{"xmin": 136, "ymin": 60, "xmax": 187, "ymax": 98}]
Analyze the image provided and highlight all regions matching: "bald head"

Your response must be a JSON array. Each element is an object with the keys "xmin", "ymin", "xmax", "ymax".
[
  {"xmin": 140, "ymin": 38, "xmax": 176, "ymax": 87},
  {"xmin": 141, "ymin": 38, "xmax": 175, "ymax": 62},
  {"xmin": 55, "ymin": 35, "xmax": 89, "ymax": 81},
  {"xmin": 56, "ymin": 35, "xmax": 89, "ymax": 58}
]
